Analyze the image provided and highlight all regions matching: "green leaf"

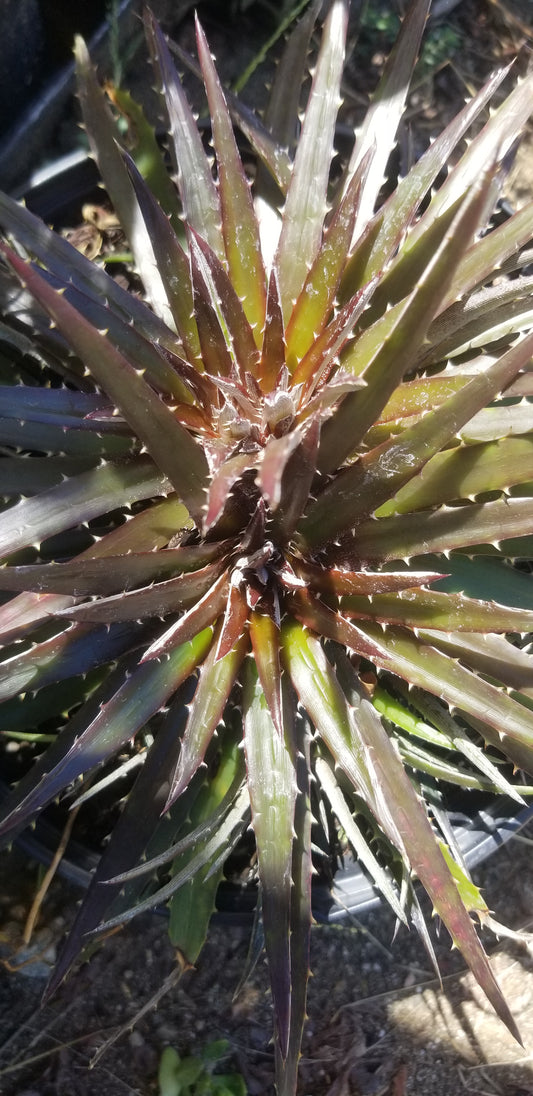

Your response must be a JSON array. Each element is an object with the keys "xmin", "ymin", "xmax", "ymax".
[
  {"xmin": 105, "ymin": 84, "xmax": 183, "ymax": 232},
  {"xmin": 242, "ymin": 659, "xmax": 297, "ymax": 1060},
  {"xmin": 123, "ymin": 150, "xmax": 201, "ymax": 367},
  {"xmin": 166, "ymin": 629, "xmax": 248, "ymax": 807},
  {"xmin": 372, "ymin": 684, "xmax": 451, "ymax": 749},
  {"xmin": 258, "ymin": 0, "xmax": 319, "ymax": 157},
  {"xmin": 305, "ymin": 326, "xmax": 533, "ymax": 544},
  {"xmin": 144, "ymin": 10, "xmax": 224, "ymax": 260},
  {"xmin": 189, "ymin": 232, "xmax": 260, "ymax": 380},
  {"xmin": 292, "ymin": 280, "xmax": 375, "ymax": 392},
  {"xmin": 281, "ymin": 617, "xmax": 387, "ymax": 814},
  {"xmin": 74, "ymin": 36, "xmax": 172, "ymax": 326},
  {"xmin": 351, "ymin": 496, "xmax": 533, "ymax": 561},
  {"xmin": 168, "ymin": 735, "xmax": 246, "ymax": 965},
  {"xmin": 276, "ymin": 713, "xmax": 312, "ymax": 1096},
  {"xmin": 285, "ymin": 161, "xmax": 369, "ymax": 369},
  {"xmin": 196, "ymin": 17, "xmax": 266, "ymax": 341},
  {"xmin": 258, "ymin": 268, "xmax": 286, "ymax": 393},
  {"xmin": 284, "ymin": 625, "xmax": 462, "ymax": 952},
  {"xmin": 417, "ymin": 629, "xmax": 533, "ymax": 698},
  {"xmin": 96, "ymin": 781, "xmax": 249, "ymax": 935},
  {"xmin": 274, "ymin": 0, "xmax": 349, "ymax": 322},
  {"xmin": 376, "ymin": 374, "xmax": 468, "ymax": 423},
  {"xmin": 315, "ymin": 752, "xmax": 406, "ymax": 920},
  {"xmin": 341, "ymin": 586, "xmax": 533, "ymax": 633},
  {"xmin": 374, "ymin": 67, "xmax": 533, "ymax": 315},
  {"xmin": 406, "ymin": 687, "xmax": 525, "ymax": 803},
  {"xmin": 288, "ymin": 593, "xmax": 533, "ymax": 772},
  {"xmin": 159, "ymin": 1045, "xmax": 195, "ymax": 1096},
  {"xmin": 421, "ymin": 276, "xmax": 533, "ymax": 370},
  {"xmin": 378, "ymin": 435, "xmax": 533, "ymax": 516},
  {"xmin": 345, "ymin": 0, "xmax": 429, "ymax": 234},
  {"xmin": 441, "ymin": 199, "xmax": 533, "ymax": 312},
  {"xmin": 45, "ymin": 685, "xmax": 197, "ymax": 997},
  {"xmin": 328, "ymin": 647, "xmax": 522, "ymax": 1045},
  {"xmin": 363, "ymin": 616, "xmax": 533, "ymax": 775},
  {"xmin": 0, "ymin": 386, "xmax": 115, "ymax": 426},
  {"xmin": 317, "ymin": 171, "xmax": 496, "ymax": 478},
  {"xmin": 342, "ymin": 63, "xmax": 511, "ymax": 292},
  {"xmin": 106, "ymin": 781, "xmax": 245, "ymax": 885},
  {"xmin": 249, "ymin": 610, "xmax": 283, "ymax": 736},
  {"xmin": 168, "ymin": 35, "xmax": 293, "ymax": 194}
]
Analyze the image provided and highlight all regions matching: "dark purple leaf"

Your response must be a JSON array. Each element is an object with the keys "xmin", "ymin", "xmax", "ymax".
[{"xmin": 54, "ymin": 559, "xmax": 228, "ymax": 623}]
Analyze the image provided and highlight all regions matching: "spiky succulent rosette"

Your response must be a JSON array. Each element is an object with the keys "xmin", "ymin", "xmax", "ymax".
[{"xmin": 2, "ymin": 0, "xmax": 533, "ymax": 1086}]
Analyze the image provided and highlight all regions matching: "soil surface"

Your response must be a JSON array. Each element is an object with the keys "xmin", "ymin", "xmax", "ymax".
[
  {"xmin": 2, "ymin": 1, "xmax": 533, "ymax": 1095},
  {"xmin": 2, "ymin": 823, "xmax": 533, "ymax": 1096}
]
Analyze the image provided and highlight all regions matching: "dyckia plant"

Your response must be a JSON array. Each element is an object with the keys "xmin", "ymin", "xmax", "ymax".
[{"xmin": 2, "ymin": 0, "xmax": 533, "ymax": 1088}]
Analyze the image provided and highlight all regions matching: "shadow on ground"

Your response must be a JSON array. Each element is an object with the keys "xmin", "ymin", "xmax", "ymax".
[{"xmin": 1, "ymin": 823, "xmax": 533, "ymax": 1095}]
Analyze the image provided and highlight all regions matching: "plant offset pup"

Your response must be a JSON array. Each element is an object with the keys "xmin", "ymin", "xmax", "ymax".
[{"xmin": 1, "ymin": 0, "xmax": 533, "ymax": 1087}]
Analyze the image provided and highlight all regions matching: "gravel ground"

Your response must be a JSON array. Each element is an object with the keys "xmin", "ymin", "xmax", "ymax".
[{"xmin": 1, "ymin": 822, "xmax": 533, "ymax": 1096}]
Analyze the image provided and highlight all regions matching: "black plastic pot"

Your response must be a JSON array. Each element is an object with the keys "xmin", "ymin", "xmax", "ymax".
[
  {"xmin": 0, "ymin": 0, "xmax": 136, "ymax": 193},
  {"xmin": 3, "ymin": 153, "xmax": 533, "ymax": 928},
  {"xmin": 8, "ymin": 779, "xmax": 533, "ymax": 926}
]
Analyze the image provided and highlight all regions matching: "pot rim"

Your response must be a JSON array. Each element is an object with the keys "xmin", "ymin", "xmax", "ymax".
[{"xmin": 4, "ymin": 781, "xmax": 533, "ymax": 926}]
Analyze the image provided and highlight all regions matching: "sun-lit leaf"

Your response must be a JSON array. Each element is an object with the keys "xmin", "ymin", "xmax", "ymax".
[
  {"xmin": 144, "ymin": 9, "xmax": 223, "ymax": 259},
  {"xmin": 74, "ymin": 36, "xmax": 172, "ymax": 326},
  {"xmin": 196, "ymin": 17, "xmax": 266, "ymax": 340},
  {"xmin": 274, "ymin": 0, "xmax": 349, "ymax": 321},
  {"xmin": 243, "ymin": 658, "xmax": 297, "ymax": 1060}
]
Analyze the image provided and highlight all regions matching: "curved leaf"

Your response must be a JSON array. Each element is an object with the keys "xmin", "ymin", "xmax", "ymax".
[
  {"xmin": 306, "ymin": 328, "xmax": 533, "ymax": 545},
  {"xmin": 0, "ymin": 627, "xmax": 213, "ymax": 841},
  {"xmin": 1, "ymin": 245, "xmax": 210, "ymax": 523},
  {"xmin": 378, "ymin": 435, "xmax": 533, "ymax": 516},
  {"xmin": 0, "ymin": 458, "xmax": 168, "ymax": 559},
  {"xmin": 165, "ymin": 629, "xmax": 248, "ymax": 807},
  {"xmin": 243, "ymin": 659, "xmax": 297, "ymax": 1060},
  {"xmin": 351, "ymin": 497, "xmax": 533, "ymax": 562},
  {"xmin": 341, "ymin": 586, "xmax": 533, "ymax": 633},
  {"xmin": 54, "ymin": 560, "xmax": 227, "ymax": 624},
  {"xmin": 274, "ymin": 0, "xmax": 349, "ymax": 322},
  {"xmin": 145, "ymin": 11, "xmax": 223, "ymax": 259},
  {"xmin": 196, "ymin": 17, "xmax": 266, "ymax": 340},
  {"xmin": 347, "ymin": 0, "xmax": 430, "ymax": 238},
  {"xmin": 74, "ymin": 36, "xmax": 172, "ymax": 326}
]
